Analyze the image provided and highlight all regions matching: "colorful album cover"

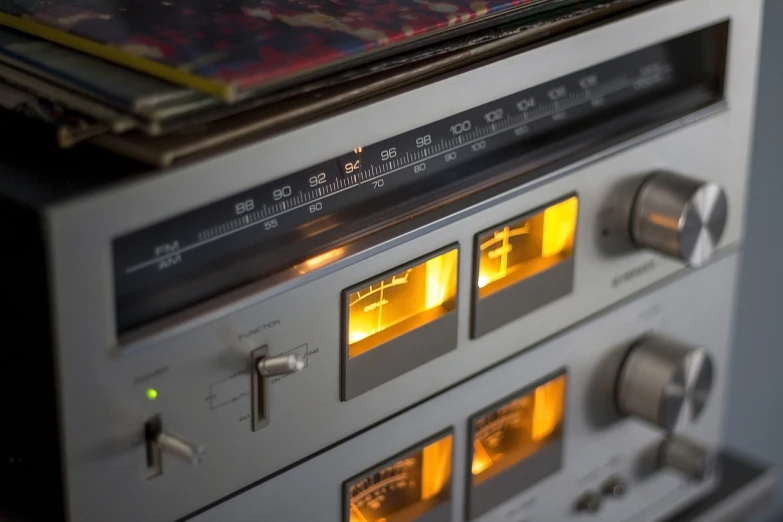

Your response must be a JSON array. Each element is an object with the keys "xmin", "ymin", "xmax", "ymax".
[
  {"xmin": 0, "ymin": 26, "xmax": 212, "ymax": 113},
  {"xmin": 0, "ymin": 0, "xmax": 576, "ymax": 100},
  {"xmin": 91, "ymin": 0, "xmax": 633, "ymax": 166}
]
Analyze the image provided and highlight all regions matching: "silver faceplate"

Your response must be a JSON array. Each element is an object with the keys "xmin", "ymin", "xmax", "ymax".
[{"xmin": 42, "ymin": 0, "xmax": 762, "ymax": 520}]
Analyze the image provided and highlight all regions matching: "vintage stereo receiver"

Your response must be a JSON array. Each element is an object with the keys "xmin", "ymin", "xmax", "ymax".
[{"xmin": 0, "ymin": 0, "xmax": 768, "ymax": 521}]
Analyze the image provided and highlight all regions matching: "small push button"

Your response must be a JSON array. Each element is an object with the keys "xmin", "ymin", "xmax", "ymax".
[
  {"xmin": 601, "ymin": 476, "xmax": 627, "ymax": 498},
  {"xmin": 574, "ymin": 491, "xmax": 601, "ymax": 514}
]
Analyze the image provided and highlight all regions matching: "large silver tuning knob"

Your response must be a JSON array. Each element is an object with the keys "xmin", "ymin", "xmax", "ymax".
[
  {"xmin": 615, "ymin": 334, "xmax": 713, "ymax": 431},
  {"xmin": 631, "ymin": 171, "xmax": 727, "ymax": 267}
]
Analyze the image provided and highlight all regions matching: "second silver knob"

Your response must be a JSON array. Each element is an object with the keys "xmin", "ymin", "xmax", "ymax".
[{"xmin": 615, "ymin": 334, "xmax": 713, "ymax": 432}]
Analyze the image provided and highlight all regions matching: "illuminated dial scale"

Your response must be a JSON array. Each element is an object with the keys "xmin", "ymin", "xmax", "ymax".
[
  {"xmin": 112, "ymin": 31, "xmax": 708, "ymax": 331},
  {"xmin": 118, "ymin": 57, "xmax": 669, "ymax": 282}
]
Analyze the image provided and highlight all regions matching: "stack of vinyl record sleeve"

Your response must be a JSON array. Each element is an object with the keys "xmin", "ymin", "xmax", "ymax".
[{"xmin": 0, "ymin": 0, "xmax": 649, "ymax": 166}]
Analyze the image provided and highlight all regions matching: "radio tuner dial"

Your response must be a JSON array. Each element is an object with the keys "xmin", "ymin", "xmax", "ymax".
[
  {"xmin": 615, "ymin": 334, "xmax": 713, "ymax": 432},
  {"xmin": 630, "ymin": 171, "xmax": 727, "ymax": 267}
]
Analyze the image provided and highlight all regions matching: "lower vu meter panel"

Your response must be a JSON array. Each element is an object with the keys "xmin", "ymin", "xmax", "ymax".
[
  {"xmin": 467, "ymin": 373, "xmax": 566, "ymax": 520},
  {"xmin": 345, "ymin": 431, "xmax": 454, "ymax": 522},
  {"xmin": 342, "ymin": 373, "xmax": 566, "ymax": 522}
]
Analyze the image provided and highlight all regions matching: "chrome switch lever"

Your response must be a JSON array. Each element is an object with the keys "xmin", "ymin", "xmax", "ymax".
[
  {"xmin": 257, "ymin": 353, "xmax": 306, "ymax": 377},
  {"xmin": 145, "ymin": 416, "xmax": 204, "ymax": 468},
  {"xmin": 156, "ymin": 431, "xmax": 205, "ymax": 466}
]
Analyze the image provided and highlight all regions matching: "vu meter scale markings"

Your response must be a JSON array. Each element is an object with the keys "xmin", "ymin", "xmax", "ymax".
[
  {"xmin": 348, "ymin": 271, "xmax": 412, "ymax": 345},
  {"xmin": 480, "ymin": 223, "xmax": 531, "ymax": 288},
  {"xmin": 347, "ymin": 433, "xmax": 453, "ymax": 522},
  {"xmin": 118, "ymin": 51, "xmax": 677, "ymax": 280}
]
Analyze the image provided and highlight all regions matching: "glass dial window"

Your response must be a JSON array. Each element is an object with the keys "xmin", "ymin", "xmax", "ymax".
[
  {"xmin": 347, "ymin": 433, "xmax": 453, "ymax": 522},
  {"xmin": 347, "ymin": 248, "xmax": 458, "ymax": 358},
  {"xmin": 471, "ymin": 374, "xmax": 566, "ymax": 485},
  {"xmin": 477, "ymin": 196, "xmax": 577, "ymax": 299}
]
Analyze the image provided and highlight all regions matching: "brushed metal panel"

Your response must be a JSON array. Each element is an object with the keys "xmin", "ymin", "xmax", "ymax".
[{"xmin": 41, "ymin": 1, "xmax": 763, "ymax": 520}]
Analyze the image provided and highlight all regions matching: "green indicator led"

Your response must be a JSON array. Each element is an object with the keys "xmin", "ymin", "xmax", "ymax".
[{"xmin": 146, "ymin": 388, "xmax": 158, "ymax": 401}]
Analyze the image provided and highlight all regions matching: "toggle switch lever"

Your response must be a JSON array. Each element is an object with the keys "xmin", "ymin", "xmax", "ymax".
[
  {"xmin": 145, "ymin": 416, "xmax": 204, "ymax": 478},
  {"xmin": 251, "ymin": 349, "xmax": 306, "ymax": 432},
  {"xmin": 155, "ymin": 431, "xmax": 205, "ymax": 466},
  {"xmin": 257, "ymin": 353, "xmax": 306, "ymax": 377}
]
